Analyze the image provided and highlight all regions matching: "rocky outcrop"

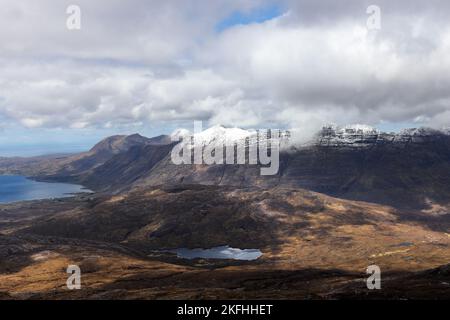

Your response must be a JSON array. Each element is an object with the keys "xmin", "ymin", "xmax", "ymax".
[{"xmin": 315, "ymin": 125, "xmax": 448, "ymax": 148}]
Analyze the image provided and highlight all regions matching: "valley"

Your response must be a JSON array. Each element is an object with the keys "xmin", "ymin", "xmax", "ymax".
[
  {"xmin": 0, "ymin": 185, "xmax": 448, "ymax": 299},
  {"xmin": 0, "ymin": 126, "xmax": 449, "ymax": 299}
]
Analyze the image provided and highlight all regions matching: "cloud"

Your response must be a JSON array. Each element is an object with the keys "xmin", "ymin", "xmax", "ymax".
[{"xmin": 0, "ymin": 0, "xmax": 449, "ymax": 137}]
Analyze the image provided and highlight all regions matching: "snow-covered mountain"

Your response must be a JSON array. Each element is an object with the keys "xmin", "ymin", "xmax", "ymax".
[
  {"xmin": 316, "ymin": 124, "xmax": 450, "ymax": 147},
  {"xmin": 171, "ymin": 124, "xmax": 450, "ymax": 150},
  {"xmin": 192, "ymin": 125, "xmax": 258, "ymax": 146},
  {"xmin": 171, "ymin": 125, "xmax": 291, "ymax": 148},
  {"xmin": 2, "ymin": 124, "xmax": 450, "ymax": 209}
]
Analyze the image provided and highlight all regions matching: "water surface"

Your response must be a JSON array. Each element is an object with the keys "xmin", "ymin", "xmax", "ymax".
[
  {"xmin": 171, "ymin": 245, "xmax": 262, "ymax": 261},
  {"xmin": 0, "ymin": 175, "xmax": 90, "ymax": 203}
]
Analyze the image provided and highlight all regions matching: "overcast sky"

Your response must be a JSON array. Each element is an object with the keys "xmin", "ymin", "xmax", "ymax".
[{"xmin": 1, "ymin": 0, "xmax": 450, "ymax": 154}]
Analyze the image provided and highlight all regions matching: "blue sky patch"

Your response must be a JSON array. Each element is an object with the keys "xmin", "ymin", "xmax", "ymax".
[{"xmin": 216, "ymin": 4, "xmax": 284, "ymax": 32}]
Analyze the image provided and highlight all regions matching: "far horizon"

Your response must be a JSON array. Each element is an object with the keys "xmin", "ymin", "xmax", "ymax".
[{"xmin": 1, "ymin": 121, "xmax": 447, "ymax": 157}]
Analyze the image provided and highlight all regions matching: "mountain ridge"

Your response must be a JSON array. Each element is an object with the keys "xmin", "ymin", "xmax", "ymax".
[{"xmin": 1, "ymin": 125, "xmax": 450, "ymax": 208}]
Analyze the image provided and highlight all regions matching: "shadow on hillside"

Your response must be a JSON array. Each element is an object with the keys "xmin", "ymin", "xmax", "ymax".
[{"xmin": 87, "ymin": 264, "xmax": 450, "ymax": 300}]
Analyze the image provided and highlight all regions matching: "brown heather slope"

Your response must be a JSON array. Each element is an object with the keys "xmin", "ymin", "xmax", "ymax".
[{"xmin": 0, "ymin": 186, "xmax": 448, "ymax": 299}]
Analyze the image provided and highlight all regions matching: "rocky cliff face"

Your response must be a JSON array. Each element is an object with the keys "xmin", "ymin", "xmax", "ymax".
[{"xmin": 314, "ymin": 125, "xmax": 448, "ymax": 148}]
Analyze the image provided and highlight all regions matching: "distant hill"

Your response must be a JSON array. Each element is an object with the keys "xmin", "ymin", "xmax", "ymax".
[{"xmin": 0, "ymin": 133, "xmax": 171, "ymax": 182}]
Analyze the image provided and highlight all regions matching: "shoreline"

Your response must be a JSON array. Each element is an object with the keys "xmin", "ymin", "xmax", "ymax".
[{"xmin": 0, "ymin": 175, "xmax": 93, "ymax": 205}]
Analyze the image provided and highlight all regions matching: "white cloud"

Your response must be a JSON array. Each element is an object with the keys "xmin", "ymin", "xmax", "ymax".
[{"xmin": 0, "ymin": 0, "xmax": 449, "ymax": 137}]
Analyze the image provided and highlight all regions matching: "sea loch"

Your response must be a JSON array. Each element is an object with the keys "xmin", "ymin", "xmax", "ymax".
[{"xmin": 0, "ymin": 175, "xmax": 89, "ymax": 203}]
